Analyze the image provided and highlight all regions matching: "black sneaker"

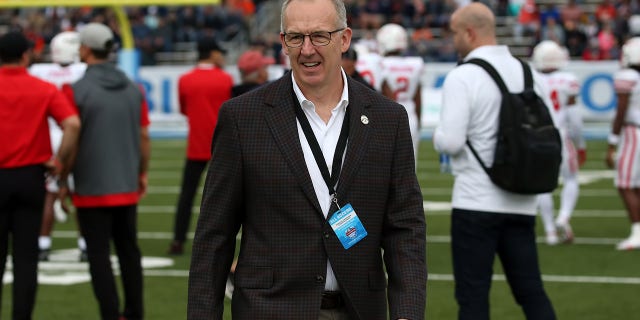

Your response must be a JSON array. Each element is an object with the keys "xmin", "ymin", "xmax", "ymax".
[{"xmin": 38, "ymin": 249, "xmax": 50, "ymax": 262}]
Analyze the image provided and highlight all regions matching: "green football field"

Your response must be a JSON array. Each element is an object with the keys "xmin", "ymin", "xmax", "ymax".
[{"xmin": 3, "ymin": 138, "xmax": 640, "ymax": 319}]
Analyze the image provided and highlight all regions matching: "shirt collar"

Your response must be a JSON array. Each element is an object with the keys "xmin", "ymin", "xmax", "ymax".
[
  {"xmin": 463, "ymin": 45, "xmax": 510, "ymax": 62},
  {"xmin": 0, "ymin": 66, "xmax": 27, "ymax": 75},
  {"xmin": 291, "ymin": 68, "xmax": 349, "ymax": 113},
  {"xmin": 196, "ymin": 63, "xmax": 216, "ymax": 69}
]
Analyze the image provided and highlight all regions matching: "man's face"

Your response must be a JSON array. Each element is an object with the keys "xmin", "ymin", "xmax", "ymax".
[
  {"xmin": 280, "ymin": 0, "xmax": 351, "ymax": 90},
  {"xmin": 79, "ymin": 45, "xmax": 89, "ymax": 63},
  {"xmin": 450, "ymin": 17, "xmax": 470, "ymax": 59}
]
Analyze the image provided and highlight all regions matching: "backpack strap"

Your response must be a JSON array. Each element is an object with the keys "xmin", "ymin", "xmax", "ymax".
[
  {"xmin": 465, "ymin": 58, "xmax": 509, "ymax": 94},
  {"xmin": 519, "ymin": 58, "xmax": 534, "ymax": 91},
  {"xmin": 459, "ymin": 58, "xmax": 536, "ymax": 178}
]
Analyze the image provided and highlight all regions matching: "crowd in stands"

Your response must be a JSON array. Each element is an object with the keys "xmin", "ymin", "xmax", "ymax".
[{"xmin": 1, "ymin": 0, "xmax": 639, "ymax": 64}]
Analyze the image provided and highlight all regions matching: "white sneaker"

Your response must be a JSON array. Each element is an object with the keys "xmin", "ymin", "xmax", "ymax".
[
  {"xmin": 53, "ymin": 199, "xmax": 67, "ymax": 223},
  {"xmin": 225, "ymin": 274, "xmax": 234, "ymax": 299},
  {"xmin": 546, "ymin": 232, "xmax": 559, "ymax": 245},
  {"xmin": 556, "ymin": 223, "xmax": 574, "ymax": 244},
  {"xmin": 616, "ymin": 236, "xmax": 640, "ymax": 251}
]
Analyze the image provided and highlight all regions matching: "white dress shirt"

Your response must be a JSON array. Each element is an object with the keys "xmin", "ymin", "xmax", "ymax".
[{"xmin": 292, "ymin": 70, "xmax": 349, "ymax": 291}]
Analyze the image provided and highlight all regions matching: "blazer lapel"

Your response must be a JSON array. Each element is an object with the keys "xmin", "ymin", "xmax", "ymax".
[
  {"xmin": 336, "ymin": 80, "xmax": 372, "ymax": 200},
  {"xmin": 263, "ymin": 74, "xmax": 324, "ymax": 216}
]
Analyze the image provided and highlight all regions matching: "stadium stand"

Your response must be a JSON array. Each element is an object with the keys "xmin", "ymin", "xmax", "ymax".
[{"xmin": 0, "ymin": 0, "xmax": 637, "ymax": 64}]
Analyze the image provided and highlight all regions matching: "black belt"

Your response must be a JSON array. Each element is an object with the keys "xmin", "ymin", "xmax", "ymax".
[{"xmin": 321, "ymin": 291, "xmax": 344, "ymax": 309}]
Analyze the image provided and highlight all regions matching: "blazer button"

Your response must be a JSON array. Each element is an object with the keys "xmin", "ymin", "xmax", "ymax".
[
  {"xmin": 323, "ymin": 232, "xmax": 330, "ymax": 239},
  {"xmin": 315, "ymin": 275, "xmax": 325, "ymax": 283}
]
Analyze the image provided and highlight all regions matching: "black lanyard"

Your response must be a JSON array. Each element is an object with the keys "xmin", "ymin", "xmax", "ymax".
[{"xmin": 292, "ymin": 93, "xmax": 350, "ymax": 205}]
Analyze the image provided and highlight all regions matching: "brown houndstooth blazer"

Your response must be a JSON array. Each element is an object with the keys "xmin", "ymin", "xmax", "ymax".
[{"xmin": 188, "ymin": 72, "xmax": 427, "ymax": 320}]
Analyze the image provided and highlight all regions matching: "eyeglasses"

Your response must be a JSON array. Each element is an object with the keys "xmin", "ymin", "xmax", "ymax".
[{"xmin": 282, "ymin": 28, "xmax": 345, "ymax": 48}]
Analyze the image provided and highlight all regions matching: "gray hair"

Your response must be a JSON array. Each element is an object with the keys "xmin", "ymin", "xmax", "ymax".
[{"xmin": 280, "ymin": 0, "xmax": 347, "ymax": 32}]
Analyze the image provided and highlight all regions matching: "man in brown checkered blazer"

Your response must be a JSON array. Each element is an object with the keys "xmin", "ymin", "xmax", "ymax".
[{"xmin": 187, "ymin": 0, "xmax": 427, "ymax": 319}]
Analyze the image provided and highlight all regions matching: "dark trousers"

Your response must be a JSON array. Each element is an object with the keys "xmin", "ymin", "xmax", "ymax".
[
  {"xmin": 77, "ymin": 205, "xmax": 143, "ymax": 320},
  {"xmin": 172, "ymin": 159, "xmax": 207, "ymax": 242},
  {"xmin": 451, "ymin": 208, "xmax": 556, "ymax": 320},
  {"xmin": 0, "ymin": 165, "xmax": 45, "ymax": 320}
]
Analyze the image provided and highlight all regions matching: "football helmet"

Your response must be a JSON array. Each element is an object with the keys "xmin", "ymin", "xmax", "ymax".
[
  {"xmin": 50, "ymin": 31, "xmax": 80, "ymax": 65},
  {"xmin": 531, "ymin": 40, "xmax": 568, "ymax": 71},
  {"xmin": 629, "ymin": 15, "xmax": 640, "ymax": 36},
  {"xmin": 376, "ymin": 23, "xmax": 408, "ymax": 56},
  {"xmin": 621, "ymin": 37, "xmax": 640, "ymax": 68}
]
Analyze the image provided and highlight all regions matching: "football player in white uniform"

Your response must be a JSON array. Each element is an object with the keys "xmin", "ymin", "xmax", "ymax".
[
  {"xmin": 352, "ymin": 43, "xmax": 383, "ymax": 91},
  {"xmin": 376, "ymin": 23, "xmax": 424, "ymax": 164},
  {"xmin": 29, "ymin": 31, "xmax": 87, "ymax": 261},
  {"xmin": 532, "ymin": 41, "xmax": 585, "ymax": 245},
  {"xmin": 606, "ymin": 37, "xmax": 640, "ymax": 250}
]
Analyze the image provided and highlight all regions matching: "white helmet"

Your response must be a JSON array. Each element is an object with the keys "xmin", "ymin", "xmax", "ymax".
[
  {"xmin": 531, "ymin": 40, "xmax": 568, "ymax": 71},
  {"xmin": 621, "ymin": 37, "xmax": 640, "ymax": 67},
  {"xmin": 376, "ymin": 23, "xmax": 408, "ymax": 56},
  {"xmin": 50, "ymin": 31, "xmax": 80, "ymax": 65}
]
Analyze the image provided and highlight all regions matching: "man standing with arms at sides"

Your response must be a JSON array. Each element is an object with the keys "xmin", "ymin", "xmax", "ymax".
[
  {"xmin": 433, "ymin": 3, "xmax": 556, "ymax": 319},
  {"xmin": 188, "ymin": 0, "xmax": 426, "ymax": 319},
  {"xmin": 30, "ymin": 31, "xmax": 88, "ymax": 262},
  {"xmin": 606, "ymin": 37, "xmax": 640, "ymax": 250},
  {"xmin": 0, "ymin": 31, "xmax": 80, "ymax": 320},
  {"xmin": 60, "ymin": 23, "xmax": 150, "ymax": 320},
  {"xmin": 376, "ymin": 23, "xmax": 424, "ymax": 165},
  {"xmin": 531, "ymin": 40, "xmax": 586, "ymax": 245},
  {"xmin": 167, "ymin": 36, "xmax": 233, "ymax": 255}
]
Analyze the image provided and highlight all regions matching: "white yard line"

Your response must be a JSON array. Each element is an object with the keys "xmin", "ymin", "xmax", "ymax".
[
  {"xmin": 51, "ymin": 230, "xmax": 624, "ymax": 245},
  {"xmin": 140, "ymin": 269, "xmax": 640, "ymax": 285},
  {"xmin": 428, "ymin": 273, "xmax": 640, "ymax": 285}
]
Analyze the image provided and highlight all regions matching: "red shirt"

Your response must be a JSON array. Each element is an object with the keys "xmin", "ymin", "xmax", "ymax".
[
  {"xmin": 0, "ymin": 67, "xmax": 77, "ymax": 168},
  {"xmin": 179, "ymin": 64, "xmax": 233, "ymax": 160}
]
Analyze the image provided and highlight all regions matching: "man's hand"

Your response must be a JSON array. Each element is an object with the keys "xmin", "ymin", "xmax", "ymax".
[
  {"xmin": 58, "ymin": 184, "xmax": 72, "ymax": 214},
  {"xmin": 138, "ymin": 173, "xmax": 148, "ymax": 198},
  {"xmin": 44, "ymin": 157, "xmax": 62, "ymax": 176}
]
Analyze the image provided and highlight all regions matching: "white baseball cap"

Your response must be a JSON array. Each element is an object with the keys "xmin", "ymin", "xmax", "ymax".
[{"xmin": 79, "ymin": 23, "xmax": 114, "ymax": 51}]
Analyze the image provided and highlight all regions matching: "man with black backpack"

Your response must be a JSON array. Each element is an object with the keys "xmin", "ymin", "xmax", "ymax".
[{"xmin": 433, "ymin": 3, "xmax": 557, "ymax": 319}]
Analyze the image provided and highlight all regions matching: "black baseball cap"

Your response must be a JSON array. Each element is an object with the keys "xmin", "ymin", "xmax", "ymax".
[
  {"xmin": 197, "ymin": 36, "xmax": 227, "ymax": 55},
  {"xmin": 0, "ymin": 31, "xmax": 33, "ymax": 62}
]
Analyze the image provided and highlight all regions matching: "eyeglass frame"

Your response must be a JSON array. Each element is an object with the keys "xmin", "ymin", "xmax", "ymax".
[{"xmin": 281, "ymin": 28, "xmax": 346, "ymax": 48}]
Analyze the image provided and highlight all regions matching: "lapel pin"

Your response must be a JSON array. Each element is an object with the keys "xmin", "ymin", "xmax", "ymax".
[{"xmin": 360, "ymin": 115, "xmax": 369, "ymax": 125}]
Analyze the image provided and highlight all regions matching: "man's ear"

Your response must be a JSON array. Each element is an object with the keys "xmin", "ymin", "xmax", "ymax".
[{"xmin": 341, "ymin": 28, "xmax": 353, "ymax": 52}]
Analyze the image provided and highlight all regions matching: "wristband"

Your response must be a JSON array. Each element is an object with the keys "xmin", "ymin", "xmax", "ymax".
[{"xmin": 608, "ymin": 133, "xmax": 620, "ymax": 146}]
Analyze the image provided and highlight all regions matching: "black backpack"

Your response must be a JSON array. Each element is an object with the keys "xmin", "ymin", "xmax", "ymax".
[{"xmin": 464, "ymin": 58, "xmax": 562, "ymax": 194}]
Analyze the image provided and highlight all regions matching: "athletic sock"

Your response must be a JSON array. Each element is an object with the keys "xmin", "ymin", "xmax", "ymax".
[{"xmin": 39, "ymin": 236, "xmax": 52, "ymax": 250}]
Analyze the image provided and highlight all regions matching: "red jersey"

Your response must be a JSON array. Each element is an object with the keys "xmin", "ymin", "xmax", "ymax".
[
  {"xmin": 178, "ymin": 64, "xmax": 233, "ymax": 160},
  {"xmin": 0, "ymin": 67, "xmax": 77, "ymax": 168}
]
